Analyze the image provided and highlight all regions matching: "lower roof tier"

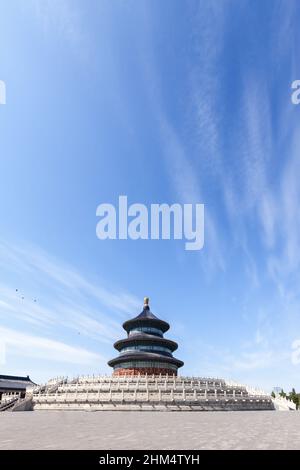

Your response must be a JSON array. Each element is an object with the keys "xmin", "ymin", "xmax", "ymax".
[{"xmin": 107, "ymin": 351, "xmax": 184, "ymax": 369}]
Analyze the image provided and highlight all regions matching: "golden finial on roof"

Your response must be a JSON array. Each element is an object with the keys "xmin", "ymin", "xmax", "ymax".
[{"xmin": 144, "ymin": 297, "xmax": 149, "ymax": 307}]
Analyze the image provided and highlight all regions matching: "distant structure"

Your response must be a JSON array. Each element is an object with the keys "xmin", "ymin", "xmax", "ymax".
[{"xmin": 108, "ymin": 297, "xmax": 184, "ymax": 376}]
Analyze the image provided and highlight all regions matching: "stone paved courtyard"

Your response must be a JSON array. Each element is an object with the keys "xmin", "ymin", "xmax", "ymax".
[{"xmin": 0, "ymin": 411, "xmax": 300, "ymax": 450}]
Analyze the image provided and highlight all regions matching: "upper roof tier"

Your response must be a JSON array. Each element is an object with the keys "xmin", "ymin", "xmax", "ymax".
[{"xmin": 122, "ymin": 298, "xmax": 170, "ymax": 333}]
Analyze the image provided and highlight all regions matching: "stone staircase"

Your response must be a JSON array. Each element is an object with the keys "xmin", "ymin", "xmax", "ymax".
[
  {"xmin": 272, "ymin": 396, "xmax": 297, "ymax": 411},
  {"xmin": 0, "ymin": 396, "xmax": 19, "ymax": 412},
  {"xmin": 31, "ymin": 375, "xmax": 274, "ymax": 411}
]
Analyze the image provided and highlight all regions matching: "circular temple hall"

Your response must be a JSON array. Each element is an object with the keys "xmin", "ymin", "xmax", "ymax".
[
  {"xmin": 108, "ymin": 297, "xmax": 184, "ymax": 376},
  {"xmin": 10, "ymin": 296, "xmax": 277, "ymax": 412}
]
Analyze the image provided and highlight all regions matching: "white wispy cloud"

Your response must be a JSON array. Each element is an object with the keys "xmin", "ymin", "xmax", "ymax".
[
  {"xmin": 23, "ymin": 0, "xmax": 91, "ymax": 62},
  {"xmin": 186, "ymin": 0, "xmax": 300, "ymax": 311},
  {"xmin": 187, "ymin": 5, "xmax": 274, "ymax": 228},
  {"xmin": 224, "ymin": 350, "xmax": 274, "ymax": 372},
  {"xmin": 0, "ymin": 326, "xmax": 103, "ymax": 365},
  {"xmin": 265, "ymin": 130, "xmax": 300, "ymax": 301},
  {"xmin": 188, "ymin": 0, "xmax": 227, "ymax": 176},
  {"xmin": 158, "ymin": 117, "xmax": 226, "ymax": 273},
  {"xmin": 0, "ymin": 240, "xmax": 140, "ymax": 344},
  {"xmin": 132, "ymin": 1, "xmax": 226, "ymax": 275}
]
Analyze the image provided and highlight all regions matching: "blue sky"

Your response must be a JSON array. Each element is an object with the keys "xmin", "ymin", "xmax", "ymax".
[{"xmin": 1, "ymin": 0, "xmax": 300, "ymax": 391}]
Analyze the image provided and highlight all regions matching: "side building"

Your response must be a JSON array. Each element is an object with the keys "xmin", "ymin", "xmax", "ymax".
[{"xmin": 0, "ymin": 374, "xmax": 36, "ymax": 403}]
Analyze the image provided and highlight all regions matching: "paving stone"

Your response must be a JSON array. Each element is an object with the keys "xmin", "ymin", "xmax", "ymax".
[{"xmin": 0, "ymin": 411, "xmax": 299, "ymax": 450}]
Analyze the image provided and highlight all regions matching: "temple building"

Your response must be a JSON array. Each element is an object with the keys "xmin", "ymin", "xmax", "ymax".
[
  {"xmin": 108, "ymin": 297, "xmax": 184, "ymax": 376},
  {"xmin": 0, "ymin": 374, "xmax": 35, "ymax": 403},
  {"xmin": 3, "ymin": 296, "xmax": 280, "ymax": 412}
]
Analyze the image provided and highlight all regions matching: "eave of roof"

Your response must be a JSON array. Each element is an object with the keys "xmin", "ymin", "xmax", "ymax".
[
  {"xmin": 108, "ymin": 351, "xmax": 184, "ymax": 368},
  {"xmin": 0, "ymin": 374, "xmax": 35, "ymax": 383},
  {"xmin": 114, "ymin": 334, "xmax": 178, "ymax": 352}
]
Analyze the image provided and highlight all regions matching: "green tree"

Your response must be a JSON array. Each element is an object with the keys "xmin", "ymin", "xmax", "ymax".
[
  {"xmin": 279, "ymin": 389, "xmax": 286, "ymax": 398},
  {"xmin": 287, "ymin": 388, "xmax": 300, "ymax": 409}
]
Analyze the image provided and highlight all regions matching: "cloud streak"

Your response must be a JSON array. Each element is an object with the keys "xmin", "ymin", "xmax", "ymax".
[
  {"xmin": 0, "ymin": 240, "xmax": 140, "ymax": 346},
  {"xmin": 25, "ymin": 0, "xmax": 90, "ymax": 62},
  {"xmin": 0, "ymin": 326, "xmax": 103, "ymax": 365}
]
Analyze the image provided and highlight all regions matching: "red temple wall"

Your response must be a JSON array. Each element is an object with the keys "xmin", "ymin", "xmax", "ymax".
[{"xmin": 113, "ymin": 367, "xmax": 178, "ymax": 377}]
